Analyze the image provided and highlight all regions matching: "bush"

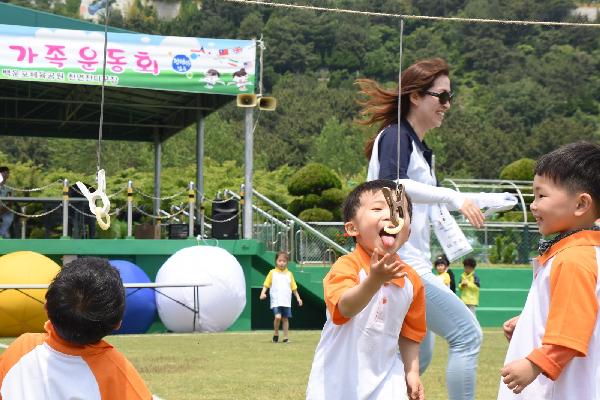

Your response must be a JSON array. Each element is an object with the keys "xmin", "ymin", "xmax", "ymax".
[
  {"xmin": 304, "ymin": 193, "xmax": 321, "ymax": 208},
  {"xmin": 496, "ymin": 211, "xmax": 534, "ymax": 223},
  {"xmin": 489, "ymin": 235, "xmax": 518, "ymax": 264},
  {"xmin": 287, "ymin": 163, "xmax": 341, "ymax": 196},
  {"xmin": 499, "ymin": 158, "xmax": 535, "ymax": 181},
  {"xmin": 319, "ymin": 187, "xmax": 345, "ymax": 209},
  {"xmin": 288, "ymin": 198, "xmax": 305, "ymax": 216},
  {"xmin": 298, "ymin": 207, "xmax": 334, "ymax": 222}
]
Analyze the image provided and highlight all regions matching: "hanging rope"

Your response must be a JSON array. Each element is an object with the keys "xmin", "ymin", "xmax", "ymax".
[
  {"xmin": 222, "ymin": 0, "xmax": 600, "ymax": 28},
  {"xmin": 3, "ymin": 180, "xmax": 62, "ymax": 193},
  {"xmin": 381, "ymin": 17, "xmax": 407, "ymax": 237},
  {"xmin": 204, "ymin": 210, "xmax": 242, "ymax": 223},
  {"xmin": 132, "ymin": 204, "xmax": 186, "ymax": 220},
  {"xmin": 69, "ymin": 184, "xmax": 127, "ymax": 199},
  {"xmin": 76, "ymin": 0, "xmax": 112, "ymax": 231},
  {"xmin": 135, "ymin": 188, "xmax": 187, "ymax": 201},
  {"xmin": 69, "ymin": 203, "xmax": 122, "ymax": 218},
  {"xmin": 396, "ymin": 18, "xmax": 404, "ymax": 189},
  {"xmin": 0, "ymin": 201, "xmax": 62, "ymax": 219}
]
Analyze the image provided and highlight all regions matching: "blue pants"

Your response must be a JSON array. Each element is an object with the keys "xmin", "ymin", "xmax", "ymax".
[
  {"xmin": 419, "ymin": 271, "xmax": 482, "ymax": 400},
  {"xmin": 0, "ymin": 212, "xmax": 14, "ymax": 238}
]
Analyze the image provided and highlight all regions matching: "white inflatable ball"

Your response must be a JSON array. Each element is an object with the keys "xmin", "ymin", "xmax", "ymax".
[{"xmin": 155, "ymin": 246, "xmax": 246, "ymax": 332}]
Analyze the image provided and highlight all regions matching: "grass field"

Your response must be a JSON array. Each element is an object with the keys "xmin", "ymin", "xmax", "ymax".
[
  {"xmin": 103, "ymin": 329, "xmax": 509, "ymax": 400},
  {"xmin": 1, "ymin": 329, "xmax": 509, "ymax": 399}
]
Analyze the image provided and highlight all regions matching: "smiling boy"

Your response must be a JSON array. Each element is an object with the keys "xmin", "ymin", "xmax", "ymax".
[
  {"xmin": 498, "ymin": 142, "xmax": 600, "ymax": 399},
  {"xmin": 306, "ymin": 180, "xmax": 426, "ymax": 400}
]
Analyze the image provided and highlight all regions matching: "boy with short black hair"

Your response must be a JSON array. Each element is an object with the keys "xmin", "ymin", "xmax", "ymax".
[
  {"xmin": 499, "ymin": 142, "xmax": 600, "ymax": 399},
  {"xmin": 0, "ymin": 257, "xmax": 153, "ymax": 399},
  {"xmin": 307, "ymin": 179, "xmax": 425, "ymax": 400}
]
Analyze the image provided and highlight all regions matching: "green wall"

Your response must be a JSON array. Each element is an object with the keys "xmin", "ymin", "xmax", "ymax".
[{"xmin": 0, "ymin": 239, "xmax": 533, "ymax": 331}]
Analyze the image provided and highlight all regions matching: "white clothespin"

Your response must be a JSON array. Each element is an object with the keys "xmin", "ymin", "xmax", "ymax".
[{"xmin": 76, "ymin": 169, "xmax": 111, "ymax": 230}]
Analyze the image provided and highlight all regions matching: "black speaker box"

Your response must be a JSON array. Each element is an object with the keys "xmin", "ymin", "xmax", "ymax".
[
  {"xmin": 168, "ymin": 224, "xmax": 189, "ymax": 239},
  {"xmin": 211, "ymin": 198, "xmax": 239, "ymax": 239}
]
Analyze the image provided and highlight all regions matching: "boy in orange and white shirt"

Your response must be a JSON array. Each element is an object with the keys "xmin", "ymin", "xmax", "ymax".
[
  {"xmin": 499, "ymin": 142, "xmax": 600, "ymax": 399},
  {"xmin": 0, "ymin": 257, "xmax": 153, "ymax": 400},
  {"xmin": 307, "ymin": 180, "xmax": 426, "ymax": 400}
]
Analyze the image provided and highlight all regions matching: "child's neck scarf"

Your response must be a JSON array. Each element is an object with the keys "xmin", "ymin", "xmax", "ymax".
[{"xmin": 538, "ymin": 225, "xmax": 600, "ymax": 255}]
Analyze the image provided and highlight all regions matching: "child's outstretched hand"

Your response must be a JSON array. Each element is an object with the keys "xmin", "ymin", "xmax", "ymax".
[
  {"xmin": 502, "ymin": 315, "xmax": 519, "ymax": 342},
  {"xmin": 406, "ymin": 371, "xmax": 424, "ymax": 400},
  {"xmin": 370, "ymin": 248, "xmax": 406, "ymax": 284},
  {"xmin": 259, "ymin": 293, "xmax": 267, "ymax": 300},
  {"xmin": 297, "ymin": 297, "xmax": 303, "ymax": 306},
  {"xmin": 501, "ymin": 358, "xmax": 541, "ymax": 394}
]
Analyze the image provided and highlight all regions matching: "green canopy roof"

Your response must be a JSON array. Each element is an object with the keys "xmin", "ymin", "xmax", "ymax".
[{"xmin": 0, "ymin": 2, "xmax": 231, "ymax": 142}]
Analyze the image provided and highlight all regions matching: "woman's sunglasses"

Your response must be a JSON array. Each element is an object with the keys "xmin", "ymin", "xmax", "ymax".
[{"xmin": 424, "ymin": 90, "xmax": 454, "ymax": 105}]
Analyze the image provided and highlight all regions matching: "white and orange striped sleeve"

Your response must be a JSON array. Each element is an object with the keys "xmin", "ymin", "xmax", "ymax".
[
  {"xmin": 400, "ymin": 267, "xmax": 427, "ymax": 343},
  {"xmin": 543, "ymin": 248, "xmax": 598, "ymax": 353},
  {"xmin": 527, "ymin": 247, "xmax": 599, "ymax": 379},
  {"xmin": 323, "ymin": 257, "xmax": 360, "ymax": 325},
  {"xmin": 0, "ymin": 333, "xmax": 44, "ymax": 399}
]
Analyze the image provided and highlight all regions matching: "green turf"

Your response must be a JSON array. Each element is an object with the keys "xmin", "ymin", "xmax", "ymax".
[
  {"xmin": 103, "ymin": 329, "xmax": 510, "ymax": 399},
  {"xmin": 0, "ymin": 329, "xmax": 510, "ymax": 399}
]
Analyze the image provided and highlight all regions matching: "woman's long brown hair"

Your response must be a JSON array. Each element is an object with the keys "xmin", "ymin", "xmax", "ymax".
[{"xmin": 357, "ymin": 58, "xmax": 450, "ymax": 159}]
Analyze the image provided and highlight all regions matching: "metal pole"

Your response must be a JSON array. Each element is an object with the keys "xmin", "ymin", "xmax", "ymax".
[
  {"xmin": 288, "ymin": 220, "xmax": 295, "ymax": 264},
  {"xmin": 243, "ymin": 107, "xmax": 254, "ymax": 239},
  {"xmin": 188, "ymin": 181, "xmax": 195, "ymax": 238},
  {"xmin": 153, "ymin": 128, "xmax": 162, "ymax": 219},
  {"xmin": 20, "ymin": 206, "xmax": 26, "ymax": 239},
  {"xmin": 62, "ymin": 179, "xmax": 69, "ymax": 238},
  {"xmin": 127, "ymin": 180, "xmax": 133, "ymax": 238},
  {"xmin": 196, "ymin": 108, "xmax": 205, "ymax": 238}
]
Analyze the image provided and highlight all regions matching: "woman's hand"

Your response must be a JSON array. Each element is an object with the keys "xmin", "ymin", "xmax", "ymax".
[{"xmin": 459, "ymin": 198, "xmax": 485, "ymax": 228}]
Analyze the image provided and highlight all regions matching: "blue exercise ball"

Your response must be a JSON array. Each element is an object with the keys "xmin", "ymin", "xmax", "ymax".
[{"xmin": 109, "ymin": 260, "xmax": 157, "ymax": 334}]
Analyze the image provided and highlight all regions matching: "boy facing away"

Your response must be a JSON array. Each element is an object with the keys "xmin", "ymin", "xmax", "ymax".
[
  {"xmin": 307, "ymin": 180, "xmax": 426, "ymax": 400},
  {"xmin": 498, "ymin": 142, "xmax": 600, "ymax": 399},
  {"xmin": 260, "ymin": 251, "xmax": 303, "ymax": 343},
  {"xmin": 0, "ymin": 257, "xmax": 153, "ymax": 399}
]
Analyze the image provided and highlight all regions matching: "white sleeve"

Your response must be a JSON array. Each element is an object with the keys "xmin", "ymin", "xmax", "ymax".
[{"xmin": 397, "ymin": 178, "xmax": 465, "ymax": 210}]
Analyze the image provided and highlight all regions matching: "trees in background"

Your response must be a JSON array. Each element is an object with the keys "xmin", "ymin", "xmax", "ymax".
[{"xmin": 1, "ymin": 0, "xmax": 599, "ymax": 189}]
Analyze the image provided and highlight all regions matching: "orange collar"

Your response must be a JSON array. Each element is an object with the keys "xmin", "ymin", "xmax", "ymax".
[
  {"xmin": 355, "ymin": 244, "xmax": 407, "ymax": 288},
  {"xmin": 537, "ymin": 230, "xmax": 600, "ymax": 265},
  {"xmin": 44, "ymin": 320, "xmax": 113, "ymax": 356}
]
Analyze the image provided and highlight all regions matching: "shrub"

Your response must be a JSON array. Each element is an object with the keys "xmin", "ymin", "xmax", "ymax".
[
  {"xmin": 319, "ymin": 187, "xmax": 345, "ymax": 209},
  {"xmin": 304, "ymin": 193, "xmax": 321, "ymax": 208},
  {"xmin": 287, "ymin": 163, "xmax": 341, "ymax": 196},
  {"xmin": 499, "ymin": 158, "xmax": 535, "ymax": 181},
  {"xmin": 489, "ymin": 235, "xmax": 518, "ymax": 264},
  {"xmin": 288, "ymin": 198, "xmax": 305, "ymax": 216},
  {"xmin": 298, "ymin": 207, "xmax": 334, "ymax": 222}
]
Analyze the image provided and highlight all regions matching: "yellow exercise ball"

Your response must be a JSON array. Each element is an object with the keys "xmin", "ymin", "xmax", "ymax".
[{"xmin": 0, "ymin": 251, "xmax": 60, "ymax": 337}]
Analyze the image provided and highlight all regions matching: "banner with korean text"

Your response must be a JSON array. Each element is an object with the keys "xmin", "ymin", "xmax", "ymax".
[{"xmin": 0, "ymin": 23, "xmax": 256, "ymax": 95}]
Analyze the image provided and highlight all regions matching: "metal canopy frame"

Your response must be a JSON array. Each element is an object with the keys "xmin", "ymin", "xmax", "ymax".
[
  {"xmin": 0, "ymin": 79, "xmax": 230, "ymax": 142},
  {"xmin": 0, "ymin": 3, "xmax": 236, "ymax": 219}
]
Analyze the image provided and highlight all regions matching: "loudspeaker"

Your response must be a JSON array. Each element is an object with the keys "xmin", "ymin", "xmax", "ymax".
[
  {"xmin": 258, "ymin": 96, "xmax": 277, "ymax": 111},
  {"xmin": 211, "ymin": 198, "xmax": 239, "ymax": 239},
  {"xmin": 167, "ymin": 224, "xmax": 189, "ymax": 239},
  {"xmin": 236, "ymin": 93, "xmax": 257, "ymax": 108}
]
